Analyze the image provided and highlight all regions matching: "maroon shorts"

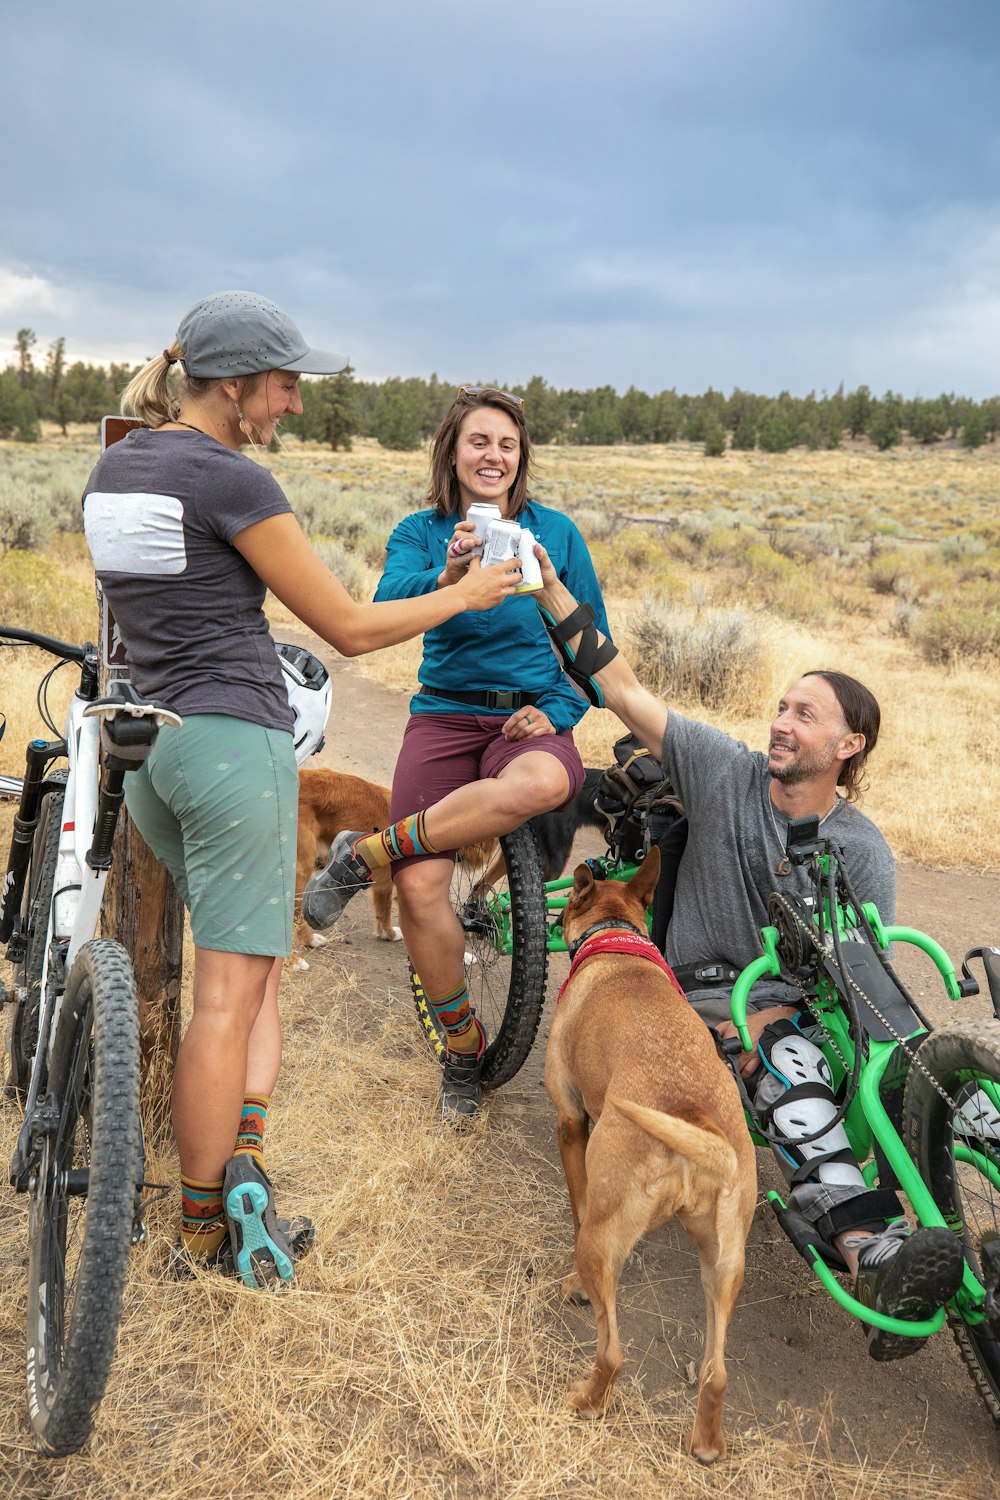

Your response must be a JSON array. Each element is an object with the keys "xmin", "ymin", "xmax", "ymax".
[{"xmin": 389, "ymin": 712, "xmax": 585, "ymax": 863}]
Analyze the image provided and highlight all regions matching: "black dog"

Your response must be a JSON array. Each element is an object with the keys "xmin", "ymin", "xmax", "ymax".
[
  {"xmin": 529, "ymin": 763, "xmax": 688, "ymax": 947},
  {"xmin": 528, "ymin": 768, "xmax": 606, "ymax": 880}
]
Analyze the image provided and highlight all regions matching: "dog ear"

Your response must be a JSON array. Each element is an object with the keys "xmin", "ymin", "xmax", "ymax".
[
  {"xmin": 568, "ymin": 862, "xmax": 596, "ymax": 906},
  {"xmin": 627, "ymin": 845, "xmax": 661, "ymax": 910}
]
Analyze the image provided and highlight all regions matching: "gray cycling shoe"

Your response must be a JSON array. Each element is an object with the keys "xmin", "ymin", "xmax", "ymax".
[
  {"xmin": 169, "ymin": 1213, "xmax": 315, "ymax": 1282},
  {"xmin": 223, "ymin": 1156, "xmax": 299, "ymax": 1289},
  {"xmin": 438, "ymin": 1019, "xmax": 487, "ymax": 1124},
  {"xmin": 301, "ymin": 829, "xmax": 373, "ymax": 931},
  {"xmin": 854, "ymin": 1221, "xmax": 964, "ymax": 1361}
]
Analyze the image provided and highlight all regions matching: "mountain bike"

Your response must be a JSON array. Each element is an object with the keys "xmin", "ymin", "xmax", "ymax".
[
  {"xmin": 409, "ymin": 735, "xmax": 668, "ymax": 1085},
  {"xmin": 0, "ymin": 624, "xmax": 179, "ymax": 1456},
  {"xmin": 728, "ymin": 813, "xmax": 1000, "ymax": 1425}
]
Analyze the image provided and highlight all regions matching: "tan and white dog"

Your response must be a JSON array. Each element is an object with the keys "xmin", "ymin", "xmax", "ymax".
[
  {"xmin": 294, "ymin": 768, "xmax": 401, "ymax": 967},
  {"xmin": 545, "ymin": 847, "xmax": 756, "ymax": 1463}
]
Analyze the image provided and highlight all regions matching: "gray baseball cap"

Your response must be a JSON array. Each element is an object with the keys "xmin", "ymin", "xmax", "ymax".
[{"xmin": 177, "ymin": 290, "xmax": 348, "ymax": 379}]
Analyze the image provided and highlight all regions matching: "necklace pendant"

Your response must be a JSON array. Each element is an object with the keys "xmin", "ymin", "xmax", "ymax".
[{"xmin": 775, "ymin": 856, "xmax": 792, "ymax": 878}]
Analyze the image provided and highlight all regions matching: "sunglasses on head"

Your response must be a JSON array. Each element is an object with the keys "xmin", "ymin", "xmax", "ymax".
[{"xmin": 457, "ymin": 385, "xmax": 525, "ymax": 411}]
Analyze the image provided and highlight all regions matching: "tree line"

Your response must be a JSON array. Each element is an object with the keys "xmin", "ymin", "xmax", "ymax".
[{"xmin": 3, "ymin": 327, "xmax": 998, "ymax": 454}]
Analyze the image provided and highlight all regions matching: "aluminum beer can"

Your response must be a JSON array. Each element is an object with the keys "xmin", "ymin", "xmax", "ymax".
[
  {"xmin": 466, "ymin": 503, "xmax": 502, "ymax": 545},
  {"xmin": 514, "ymin": 528, "xmax": 543, "ymax": 593},
  {"xmin": 481, "ymin": 518, "xmax": 522, "ymax": 568}
]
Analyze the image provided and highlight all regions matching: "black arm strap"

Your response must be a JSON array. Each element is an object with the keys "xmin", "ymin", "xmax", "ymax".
[{"xmin": 537, "ymin": 602, "xmax": 619, "ymax": 708}]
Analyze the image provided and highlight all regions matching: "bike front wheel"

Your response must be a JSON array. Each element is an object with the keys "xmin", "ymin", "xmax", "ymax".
[
  {"xmin": 411, "ymin": 823, "xmax": 549, "ymax": 1088},
  {"xmin": 25, "ymin": 938, "xmax": 141, "ymax": 1456},
  {"xmin": 904, "ymin": 1018, "xmax": 1000, "ymax": 1426}
]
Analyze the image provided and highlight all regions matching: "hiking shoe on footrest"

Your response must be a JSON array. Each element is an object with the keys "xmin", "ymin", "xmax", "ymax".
[
  {"xmin": 223, "ymin": 1155, "xmax": 297, "ymax": 1289},
  {"xmin": 301, "ymin": 829, "xmax": 373, "ymax": 931},
  {"xmin": 854, "ymin": 1221, "xmax": 963, "ymax": 1361}
]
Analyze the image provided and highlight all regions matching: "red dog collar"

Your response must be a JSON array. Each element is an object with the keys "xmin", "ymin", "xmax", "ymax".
[{"xmin": 557, "ymin": 931, "xmax": 684, "ymax": 1002}]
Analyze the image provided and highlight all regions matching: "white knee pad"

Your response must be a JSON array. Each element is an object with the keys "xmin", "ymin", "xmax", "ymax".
[{"xmin": 755, "ymin": 1029, "xmax": 866, "ymax": 1189}]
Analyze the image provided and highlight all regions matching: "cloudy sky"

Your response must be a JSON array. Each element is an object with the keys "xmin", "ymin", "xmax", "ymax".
[{"xmin": 4, "ymin": 1, "xmax": 998, "ymax": 398}]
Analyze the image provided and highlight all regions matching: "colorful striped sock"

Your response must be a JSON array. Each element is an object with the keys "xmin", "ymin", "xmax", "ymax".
[
  {"xmin": 180, "ymin": 1173, "xmax": 227, "ymax": 1258},
  {"xmin": 426, "ymin": 981, "xmax": 479, "ymax": 1052},
  {"xmin": 234, "ymin": 1093, "xmax": 269, "ymax": 1169},
  {"xmin": 355, "ymin": 811, "xmax": 439, "ymax": 870}
]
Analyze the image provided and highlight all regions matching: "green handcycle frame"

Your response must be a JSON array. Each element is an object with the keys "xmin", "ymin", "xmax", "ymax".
[
  {"xmin": 731, "ymin": 850, "xmax": 999, "ymax": 1344},
  {"xmin": 482, "ymin": 841, "xmax": 998, "ymax": 1351}
]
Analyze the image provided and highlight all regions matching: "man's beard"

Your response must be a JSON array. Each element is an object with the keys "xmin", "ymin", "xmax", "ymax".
[{"xmin": 769, "ymin": 737, "xmax": 840, "ymax": 786}]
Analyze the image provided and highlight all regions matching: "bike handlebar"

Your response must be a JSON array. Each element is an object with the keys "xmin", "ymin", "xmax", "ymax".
[{"xmin": 0, "ymin": 625, "xmax": 91, "ymax": 664}]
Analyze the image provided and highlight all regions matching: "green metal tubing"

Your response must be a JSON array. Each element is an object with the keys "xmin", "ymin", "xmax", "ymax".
[
  {"xmin": 730, "ymin": 938, "xmax": 781, "ymax": 1051},
  {"xmin": 955, "ymin": 1143, "xmax": 1000, "ymax": 1193},
  {"xmin": 882, "ymin": 925, "xmax": 962, "ymax": 1001}
]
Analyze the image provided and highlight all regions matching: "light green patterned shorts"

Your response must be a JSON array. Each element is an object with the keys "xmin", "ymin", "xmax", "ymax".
[{"xmin": 124, "ymin": 714, "xmax": 298, "ymax": 956}]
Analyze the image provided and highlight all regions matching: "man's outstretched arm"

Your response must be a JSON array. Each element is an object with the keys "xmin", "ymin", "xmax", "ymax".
[{"xmin": 534, "ymin": 545, "xmax": 669, "ymax": 757}]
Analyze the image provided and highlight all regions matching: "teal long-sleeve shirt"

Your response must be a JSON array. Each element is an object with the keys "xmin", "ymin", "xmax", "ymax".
[{"xmin": 373, "ymin": 499, "xmax": 610, "ymax": 734}]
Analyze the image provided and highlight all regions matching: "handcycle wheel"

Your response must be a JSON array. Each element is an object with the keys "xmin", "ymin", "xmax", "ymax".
[
  {"xmin": 904, "ymin": 1017, "xmax": 1000, "ymax": 1425},
  {"xmin": 6, "ymin": 783, "xmax": 65, "ymax": 1103},
  {"xmin": 410, "ymin": 822, "xmax": 548, "ymax": 1088},
  {"xmin": 25, "ymin": 938, "xmax": 141, "ymax": 1456}
]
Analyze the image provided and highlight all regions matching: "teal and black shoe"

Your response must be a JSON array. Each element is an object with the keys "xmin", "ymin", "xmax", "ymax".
[{"xmin": 222, "ymin": 1156, "xmax": 303, "ymax": 1289}]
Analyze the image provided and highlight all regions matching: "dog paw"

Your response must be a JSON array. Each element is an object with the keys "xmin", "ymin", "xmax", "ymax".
[
  {"xmin": 463, "ymin": 950, "xmax": 478, "ymax": 967},
  {"xmin": 377, "ymin": 926, "xmax": 403, "ymax": 943},
  {"xmin": 561, "ymin": 1273, "xmax": 590, "ymax": 1306},
  {"xmin": 308, "ymin": 931, "xmax": 330, "ymax": 949},
  {"xmin": 689, "ymin": 1436, "xmax": 725, "ymax": 1466},
  {"xmin": 568, "ymin": 1382, "xmax": 604, "ymax": 1418},
  {"xmin": 290, "ymin": 956, "xmax": 310, "ymax": 973}
]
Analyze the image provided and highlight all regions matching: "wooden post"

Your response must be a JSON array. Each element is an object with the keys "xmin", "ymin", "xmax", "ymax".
[
  {"xmin": 101, "ymin": 820, "xmax": 184, "ymax": 1142},
  {"xmin": 98, "ymin": 415, "xmax": 184, "ymax": 1142}
]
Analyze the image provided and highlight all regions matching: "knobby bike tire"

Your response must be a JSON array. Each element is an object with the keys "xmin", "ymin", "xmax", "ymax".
[
  {"xmin": 411, "ymin": 823, "xmax": 549, "ymax": 1089},
  {"xmin": 25, "ymin": 938, "xmax": 141, "ymax": 1456},
  {"xmin": 904, "ymin": 1017, "xmax": 1000, "ymax": 1426},
  {"xmin": 7, "ymin": 783, "xmax": 64, "ymax": 1103}
]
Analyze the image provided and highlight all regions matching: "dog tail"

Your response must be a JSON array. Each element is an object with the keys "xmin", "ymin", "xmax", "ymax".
[{"xmin": 605, "ymin": 1094, "xmax": 738, "ymax": 1182}]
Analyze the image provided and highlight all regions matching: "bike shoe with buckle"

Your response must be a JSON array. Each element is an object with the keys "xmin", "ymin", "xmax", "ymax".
[
  {"xmin": 438, "ymin": 1018, "xmax": 486, "ymax": 1123},
  {"xmin": 301, "ymin": 829, "xmax": 373, "ymax": 931},
  {"xmin": 854, "ymin": 1220, "xmax": 964, "ymax": 1361},
  {"xmin": 223, "ymin": 1156, "xmax": 299, "ymax": 1289}
]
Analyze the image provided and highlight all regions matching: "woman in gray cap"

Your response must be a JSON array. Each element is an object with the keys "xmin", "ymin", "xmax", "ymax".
[{"xmin": 82, "ymin": 291, "xmax": 521, "ymax": 1288}]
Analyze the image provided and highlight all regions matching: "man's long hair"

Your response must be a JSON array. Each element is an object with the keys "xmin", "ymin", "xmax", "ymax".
[{"xmin": 805, "ymin": 669, "xmax": 881, "ymax": 803}]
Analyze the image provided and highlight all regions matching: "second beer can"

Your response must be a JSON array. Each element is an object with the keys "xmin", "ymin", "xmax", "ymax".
[{"xmin": 481, "ymin": 518, "xmax": 522, "ymax": 568}]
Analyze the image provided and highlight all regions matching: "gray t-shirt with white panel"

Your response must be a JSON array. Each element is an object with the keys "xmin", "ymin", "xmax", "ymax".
[
  {"xmin": 662, "ymin": 711, "xmax": 896, "ymax": 1023},
  {"xmin": 83, "ymin": 428, "xmax": 294, "ymax": 732}
]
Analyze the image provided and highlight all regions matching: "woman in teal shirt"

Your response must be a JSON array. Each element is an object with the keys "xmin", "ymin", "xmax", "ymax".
[{"xmin": 305, "ymin": 386, "xmax": 609, "ymax": 1119}]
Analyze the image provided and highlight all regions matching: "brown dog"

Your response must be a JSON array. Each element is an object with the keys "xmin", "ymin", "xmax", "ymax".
[
  {"xmin": 544, "ymin": 847, "xmax": 756, "ymax": 1464},
  {"xmin": 294, "ymin": 768, "xmax": 401, "ymax": 966}
]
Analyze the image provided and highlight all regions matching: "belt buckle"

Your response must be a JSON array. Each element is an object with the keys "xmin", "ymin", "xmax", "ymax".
[
  {"xmin": 696, "ymin": 964, "xmax": 724, "ymax": 984},
  {"xmin": 487, "ymin": 690, "xmax": 517, "ymax": 711}
]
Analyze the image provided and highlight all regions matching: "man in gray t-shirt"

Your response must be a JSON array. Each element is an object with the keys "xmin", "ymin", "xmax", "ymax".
[
  {"xmin": 534, "ymin": 566, "xmax": 964, "ymax": 1362},
  {"xmin": 662, "ymin": 708, "xmax": 895, "ymax": 1028}
]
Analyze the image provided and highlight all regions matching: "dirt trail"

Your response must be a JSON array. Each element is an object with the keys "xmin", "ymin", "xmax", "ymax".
[{"xmin": 287, "ymin": 629, "xmax": 1000, "ymax": 1483}]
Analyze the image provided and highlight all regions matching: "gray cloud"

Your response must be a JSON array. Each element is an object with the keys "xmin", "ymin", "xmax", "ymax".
[{"xmin": 4, "ymin": 0, "xmax": 999, "ymax": 395}]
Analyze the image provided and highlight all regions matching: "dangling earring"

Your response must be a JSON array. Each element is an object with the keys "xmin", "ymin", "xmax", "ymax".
[{"xmin": 236, "ymin": 403, "xmax": 252, "ymax": 442}]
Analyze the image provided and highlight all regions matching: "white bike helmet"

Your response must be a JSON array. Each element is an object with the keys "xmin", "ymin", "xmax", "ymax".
[{"xmin": 275, "ymin": 642, "xmax": 332, "ymax": 766}]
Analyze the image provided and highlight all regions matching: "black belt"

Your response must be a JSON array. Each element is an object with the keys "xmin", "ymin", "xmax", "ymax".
[
  {"xmin": 418, "ymin": 684, "xmax": 543, "ymax": 712},
  {"xmin": 672, "ymin": 962, "xmax": 742, "ymax": 991}
]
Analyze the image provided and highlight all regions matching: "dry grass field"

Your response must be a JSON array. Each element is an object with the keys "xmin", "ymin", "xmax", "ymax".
[
  {"xmin": 4, "ymin": 428, "xmax": 1000, "ymax": 876},
  {"xmin": 1, "ymin": 429, "xmax": 999, "ymax": 1497}
]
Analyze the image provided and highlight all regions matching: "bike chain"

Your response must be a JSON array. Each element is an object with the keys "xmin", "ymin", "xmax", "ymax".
[{"xmin": 769, "ymin": 890, "xmax": 962, "ymax": 1116}]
